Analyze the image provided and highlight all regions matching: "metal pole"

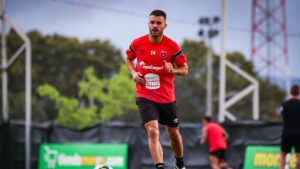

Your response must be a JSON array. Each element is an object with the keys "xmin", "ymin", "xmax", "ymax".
[
  {"xmin": 218, "ymin": 0, "xmax": 227, "ymax": 122},
  {"xmin": 253, "ymin": 81, "xmax": 259, "ymax": 120},
  {"xmin": 206, "ymin": 37, "xmax": 213, "ymax": 116},
  {"xmin": 285, "ymin": 67, "xmax": 290, "ymax": 99},
  {"xmin": 1, "ymin": 0, "xmax": 8, "ymax": 122},
  {"xmin": 25, "ymin": 37, "xmax": 32, "ymax": 169},
  {"xmin": 266, "ymin": 0, "xmax": 271, "ymax": 80},
  {"xmin": 281, "ymin": 0, "xmax": 290, "ymax": 98},
  {"xmin": 4, "ymin": 15, "xmax": 32, "ymax": 169}
]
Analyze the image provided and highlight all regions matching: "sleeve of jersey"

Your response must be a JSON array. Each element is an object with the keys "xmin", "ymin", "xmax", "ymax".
[
  {"xmin": 125, "ymin": 41, "xmax": 137, "ymax": 60},
  {"xmin": 172, "ymin": 47, "xmax": 187, "ymax": 66}
]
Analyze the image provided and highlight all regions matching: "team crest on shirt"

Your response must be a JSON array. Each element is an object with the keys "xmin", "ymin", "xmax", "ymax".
[{"xmin": 160, "ymin": 50, "xmax": 167, "ymax": 58}]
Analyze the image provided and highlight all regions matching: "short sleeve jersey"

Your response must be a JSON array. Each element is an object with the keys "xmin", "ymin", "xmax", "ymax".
[
  {"xmin": 204, "ymin": 122, "xmax": 227, "ymax": 152},
  {"xmin": 281, "ymin": 98, "xmax": 300, "ymax": 135},
  {"xmin": 126, "ymin": 35, "xmax": 187, "ymax": 103}
]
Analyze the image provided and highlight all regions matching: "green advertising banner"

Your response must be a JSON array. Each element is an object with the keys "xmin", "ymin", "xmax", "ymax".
[
  {"xmin": 244, "ymin": 145, "xmax": 296, "ymax": 169},
  {"xmin": 38, "ymin": 143, "xmax": 128, "ymax": 169}
]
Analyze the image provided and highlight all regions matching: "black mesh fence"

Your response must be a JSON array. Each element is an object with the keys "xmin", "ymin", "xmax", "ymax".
[{"xmin": 0, "ymin": 120, "xmax": 282, "ymax": 169}]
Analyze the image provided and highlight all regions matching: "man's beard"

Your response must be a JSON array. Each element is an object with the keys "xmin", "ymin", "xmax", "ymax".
[{"xmin": 150, "ymin": 30, "xmax": 163, "ymax": 38}]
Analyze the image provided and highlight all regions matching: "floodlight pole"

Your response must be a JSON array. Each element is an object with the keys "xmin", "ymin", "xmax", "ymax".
[
  {"xmin": 219, "ymin": 0, "xmax": 227, "ymax": 122},
  {"xmin": 206, "ymin": 38, "xmax": 213, "ymax": 116},
  {"xmin": 199, "ymin": 17, "xmax": 219, "ymax": 117}
]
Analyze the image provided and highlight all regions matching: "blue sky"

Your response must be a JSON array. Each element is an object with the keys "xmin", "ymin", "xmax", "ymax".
[{"xmin": 6, "ymin": 0, "xmax": 300, "ymax": 79}]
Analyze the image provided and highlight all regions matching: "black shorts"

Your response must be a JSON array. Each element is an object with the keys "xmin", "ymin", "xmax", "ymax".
[
  {"xmin": 210, "ymin": 149, "xmax": 226, "ymax": 160},
  {"xmin": 281, "ymin": 133, "xmax": 300, "ymax": 153},
  {"xmin": 136, "ymin": 97, "xmax": 179, "ymax": 127}
]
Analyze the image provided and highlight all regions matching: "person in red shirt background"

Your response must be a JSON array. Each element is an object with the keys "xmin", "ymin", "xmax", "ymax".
[
  {"xmin": 200, "ymin": 116, "xmax": 231, "ymax": 169},
  {"xmin": 125, "ymin": 9, "xmax": 188, "ymax": 169}
]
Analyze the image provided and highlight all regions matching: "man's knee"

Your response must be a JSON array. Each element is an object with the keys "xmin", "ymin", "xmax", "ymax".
[
  {"xmin": 168, "ymin": 130, "xmax": 181, "ymax": 141},
  {"xmin": 147, "ymin": 127, "xmax": 160, "ymax": 140},
  {"xmin": 209, "ymin": 156, "xmax": 219, "ymax": 163}
]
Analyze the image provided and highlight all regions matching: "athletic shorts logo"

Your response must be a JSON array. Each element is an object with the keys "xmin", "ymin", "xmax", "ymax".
[
  {"xmin": 173, "ymin": 118, "xmax": 178, "ymax": 124},
  {"xmin": 144, "ymin": 73, "xmax": 160, "ymax": 90}
]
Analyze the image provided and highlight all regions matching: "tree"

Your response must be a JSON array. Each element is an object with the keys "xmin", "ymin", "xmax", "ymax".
[
  {"xmin": 37, "ymin": 64, "xmax": 137, "ymax": 129},
  {"xmin": 97, "ymin": 65, "xmax": 138, "ymax": 121},
  {"xmin": 2, "ymin": 30, "xmax": 123, "ymax": 122},
  {"xmin": 38, "ymin": 84, "xmax": 96, "ymax": 129},
  {"xmin": 79, "ymin": 64, "xmax": 138, "ymax": 122}
]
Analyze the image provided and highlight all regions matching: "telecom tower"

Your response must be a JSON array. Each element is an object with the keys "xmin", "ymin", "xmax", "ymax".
[{"xmin": 251, "ymin": 0, "xmax": 290, "ymax": 95}]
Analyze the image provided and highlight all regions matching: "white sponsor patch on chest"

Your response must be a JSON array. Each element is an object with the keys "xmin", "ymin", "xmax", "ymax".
[{"xmin": 144, "ymin": 73, "xmax": 160, "ymax": 90}]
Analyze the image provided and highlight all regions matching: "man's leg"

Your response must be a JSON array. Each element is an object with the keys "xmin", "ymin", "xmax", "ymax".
[
  {"xmin": 165, "ymin": 126, "xmax": 183, "ymax": 158},
  {"xmin": 219, "ymin": 159, "xmax": 231, "ymax": 169},
  {"xmin": 165, "ymin": 126, "xmax": 185, "ymax": 169},
  {"xmin": 145, "ymin": 120, "xmax": 163, "ymax": 165},
  {"xmin": 136, "ymin": 98, "xmax": 164, "ymax": 168},
  {"xmin": 280, "ymin": 151, "xmax": 288, "ymax": 169},
  {"xmin": 209, "ymin": 155, "xmax": 221, "ymax": 169},
  {"xmin": 218, "ymin": 150, "xmax": 231, "ymax": 169}
]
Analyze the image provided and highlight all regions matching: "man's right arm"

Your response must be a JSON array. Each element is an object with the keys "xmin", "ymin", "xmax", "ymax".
[
  {"xmin": 200, "ymin": 127, "xmax": 207, "ymax": 144},
  {"xmin": 125, "ymin": 58, "xmax": 136, "ymax": 76},
  {"xmin": 125, "ymin": 58, "xmax": 145, "ymax": 84}
]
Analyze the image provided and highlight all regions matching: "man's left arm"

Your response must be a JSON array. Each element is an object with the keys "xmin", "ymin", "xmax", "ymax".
[
  {"xmin": 173, "ymin": 63, "xmax": 188, "ymax": 75},
  {"xmin": 164, "ymin": 61, "xmax": 188, "ymax": 76}
]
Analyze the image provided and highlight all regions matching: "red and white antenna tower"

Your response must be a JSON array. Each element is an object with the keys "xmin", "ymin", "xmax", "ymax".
[{"xmin": 251, "ymin": 0, "xmax": 290, "ymax": 95}]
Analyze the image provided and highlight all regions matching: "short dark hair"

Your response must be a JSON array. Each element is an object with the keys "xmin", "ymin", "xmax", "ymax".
[
  {"xmin": 204, "ymin": 116, "xmax": 212, "ymax": 122},
  {"xmin": 291, "ymin": 84, "xmax": 299, "ymax": 96},
  {"xmin": 150, "ymin": 9, "xmax": 166, "ymax": 20}
]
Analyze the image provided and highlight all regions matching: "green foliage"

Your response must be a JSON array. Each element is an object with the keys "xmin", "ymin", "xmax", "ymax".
[
  {"xmin": 4, "ymin": 30, "xmax": 123, "ymax": 122},
  {"xmin": 99, "ymin": 65, "xmax": 137, "ymax": 120},
  {"xmin": 37, "ymin": 84, "xmax": 96, "ymax": 129},
  {"xmin": 79, "ymin": 65, "xmax": 137, "ymax": 122},
  {"xmin": 37, "ymin": 64, "xmax": 137, "ymax": 129}
]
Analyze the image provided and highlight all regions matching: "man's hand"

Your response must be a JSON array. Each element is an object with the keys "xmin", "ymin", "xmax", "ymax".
[
  {"xmin": 164, "ymin": 60, "xmax": 174, "ymax": 74},
  {"xmin": 200, "ymin": 128, "xmax": 207, "ymax": 144},
  {"xmin": 200, "ymin": 138, "xmax": 205, "ymax": 144},
  {"xmin": 131, "ymin": 71, "xmax": 145, "ymax": 84}
]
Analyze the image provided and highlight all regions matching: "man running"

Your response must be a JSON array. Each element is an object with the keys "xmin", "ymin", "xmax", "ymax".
[
  {"xmin": 125, "ymin": 9, "xmax": 188, "ymax": 169},
  {"xmin": 200, "ymin": 116, "xmax": 230, "ymax": 169}
]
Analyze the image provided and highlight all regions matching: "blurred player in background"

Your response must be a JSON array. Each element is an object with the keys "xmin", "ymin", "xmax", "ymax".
[
  {"xmin": 200, "ymin": 116, "xmax": 231, "ymax": 169},
  {"xmin": 280, "ymin": 84, "xmax": 300, "ymax": 169},
  {"xmin": 125, "ymin": 9, "xmax": 188, "ymax": 169}
]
